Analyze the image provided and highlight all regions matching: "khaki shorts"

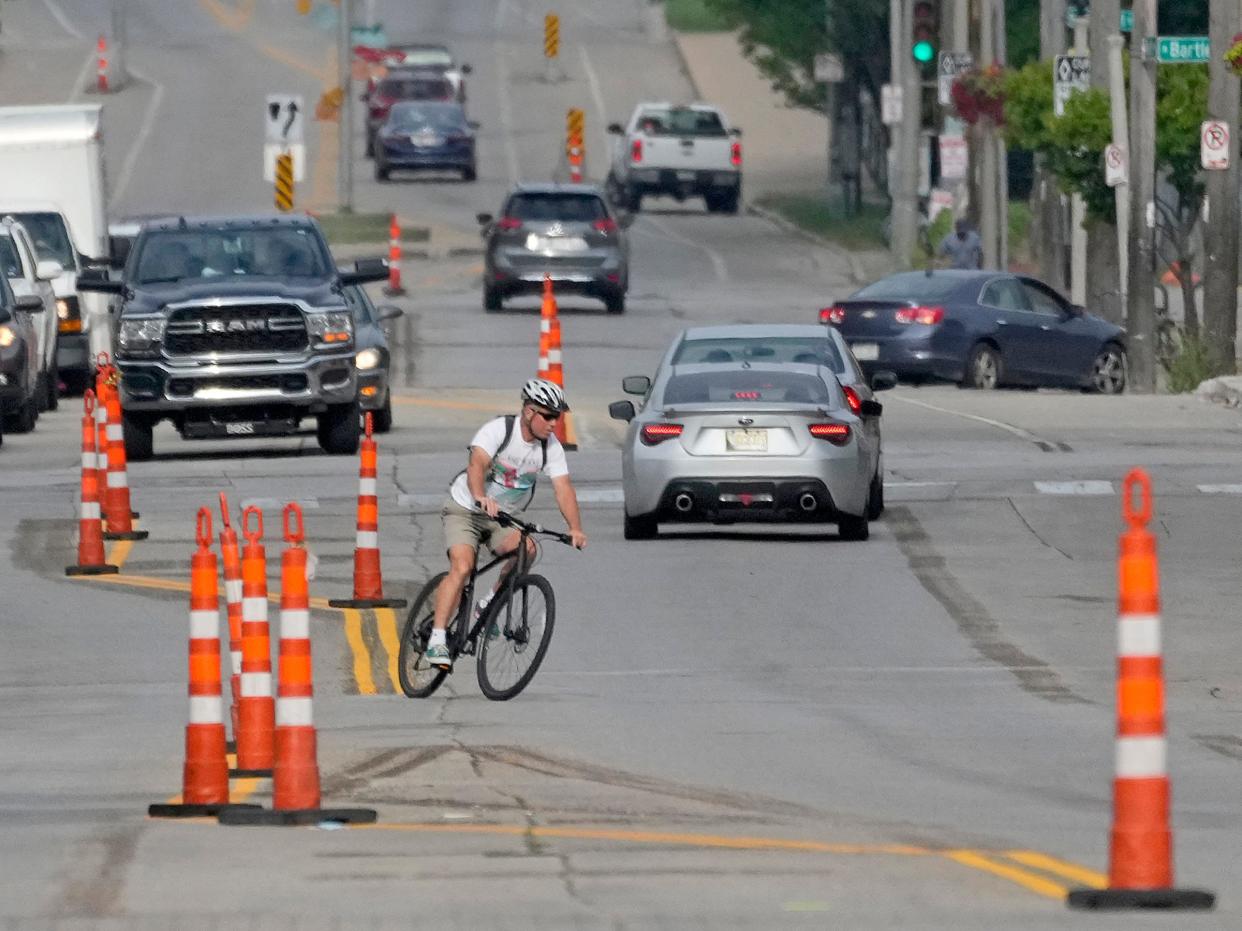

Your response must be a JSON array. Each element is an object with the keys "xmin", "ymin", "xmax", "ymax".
[{"xmin": 441, "ymin": 499, "xmax": 514, "ymax": 555}]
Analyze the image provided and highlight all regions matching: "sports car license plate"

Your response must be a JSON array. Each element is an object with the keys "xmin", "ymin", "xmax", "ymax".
[
  {"xmin": 850, "ymin": 342, "xmax": 880, "ymax": 361},
  {"xmin": 726, "ymin": 429, "xmax": 767, "ymax": 452},
  {"xmin": 225, "ymin": 422, "xmax": 256, "ymax": 435}
]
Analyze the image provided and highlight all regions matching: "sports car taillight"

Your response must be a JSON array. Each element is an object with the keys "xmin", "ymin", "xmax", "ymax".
[
  {"xmin": 841, "ymin": 385, "xmax": 862, "ymax": 416},
  {"xmin": 819, "ymin": 305, "xmax": 846, "ymax": 325},
  {"xmin": 641, "ymin": 423, "xmax": 683, "ymax": 445},
  {"xmin": 895, "ymin": 305, "xmax": 944, "ymax": 325},
  {"xmin": 809, "ymin": 422, "xmax": 851, "ymax": 446}
]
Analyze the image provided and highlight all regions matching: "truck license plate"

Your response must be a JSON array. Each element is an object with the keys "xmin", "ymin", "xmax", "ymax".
[
  {"xmin": 677, "ymin": 170, "xmax": 696, "ymax": 181},
  {"xmin": 726, "ymin": 429, "xmax": 767, "ymax": 451},
  {"xmin": 225, "ymin": 422, "xmax": 256, "ymax": 435}
]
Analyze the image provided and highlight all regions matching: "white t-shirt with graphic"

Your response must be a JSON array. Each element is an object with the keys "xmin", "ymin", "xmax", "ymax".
[{"xmin": 449, "ymin": 416, "xmax": 569, "ymax": 512}]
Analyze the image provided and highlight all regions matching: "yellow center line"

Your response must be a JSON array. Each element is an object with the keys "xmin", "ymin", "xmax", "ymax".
[
  {"xmin": 162, "ymin": 754, "xmax": 267, "ymax": 806},
  {"xmin": 1003, "ymin": 850, "xmax": 1107, "ymax": 888},
  {"xmin": 942, "ymin": 850, "xmax": 1068, "ymax": 900},
  {"xmin": 105, "ymin": 538, "xmax": 135, "ymax": 570},
  {"xmin": 342, "ymin": 609, "xmax": 377, "ymax": 695},
  {"xmin": 373, "ymin": 608, "xmax": 402, "ymax": 693}
]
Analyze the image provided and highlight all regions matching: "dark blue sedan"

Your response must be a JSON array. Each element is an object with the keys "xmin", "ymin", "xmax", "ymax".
[
  {"xmin": 374, "ymin": 101, "xmax": 477, "ymax": 182},
  {"xmin": 818, "ymin": 270, "xmax": 1128, "ymax": 393}
]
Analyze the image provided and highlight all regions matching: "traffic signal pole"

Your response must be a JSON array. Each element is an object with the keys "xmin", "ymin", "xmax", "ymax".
[
  {"xmin": 891, "ymin": 0, "xmax": 921, "ymax": 267},
  {"xmin": 337, "ymin": 0, "xmax": 354, "ymax": 212},
  {"xmin": 979, "ymin": 0, "xmax": 999, "ymax": 268},
  {"xmin": 1203, "ymin": 0, "xmax": 1241, "ymax": 374}
]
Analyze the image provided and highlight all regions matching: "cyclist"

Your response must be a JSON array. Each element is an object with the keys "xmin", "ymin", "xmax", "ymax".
[{"xmin": 426, "ymin": 378, "xmax": 588, "ymax": 669}]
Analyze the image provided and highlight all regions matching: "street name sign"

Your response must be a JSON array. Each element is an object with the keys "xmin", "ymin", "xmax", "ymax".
[{"xmin": 1143, "ymin": 36, "xmax": 1210, "ymax": 64}]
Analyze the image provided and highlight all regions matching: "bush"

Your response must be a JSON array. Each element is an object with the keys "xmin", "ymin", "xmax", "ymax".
[
  {"xmin": 664, "ymin": 0, "xmax": 736, "ymax": 32},
  {"xmin": 1164, "ymin": 333, "xmax": 1214, "ymax": 393}
]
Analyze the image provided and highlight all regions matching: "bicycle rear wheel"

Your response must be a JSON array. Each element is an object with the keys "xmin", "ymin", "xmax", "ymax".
[
  {"xmin": 398, "ymin": 572, "xmax": 451, "ymax": 698},
  {"xmin": 476, "ymin": 574, "xmax": 556, "ymax": 701}
]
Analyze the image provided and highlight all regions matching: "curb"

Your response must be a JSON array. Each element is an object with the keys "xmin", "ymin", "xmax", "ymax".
[
  {"xmin": 669, "ymin": 32, "xmax": 704, "ymax": 100},
  {"xmin": 745, "ymin": 201, "xmax": 869, "ymax": 286}
]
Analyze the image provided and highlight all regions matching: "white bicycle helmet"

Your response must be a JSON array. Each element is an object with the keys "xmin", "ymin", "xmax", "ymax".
[{"xmin": 521, "ymin": 378, "xmax": 570, "ymax": 412}]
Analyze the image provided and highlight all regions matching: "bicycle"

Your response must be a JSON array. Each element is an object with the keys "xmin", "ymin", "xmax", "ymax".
[{"xmin": 398, "ymin": 510, "xmax": 573, "ymax": 701}]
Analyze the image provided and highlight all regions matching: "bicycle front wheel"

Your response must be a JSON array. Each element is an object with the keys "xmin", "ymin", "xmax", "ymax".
[
  {"xmin": 398, "ymin": 571, "xmax": 450, "ymax": 698},
  {"xmin": 476, "ymin": 574, "xmax": 556, "ymax": 701}
]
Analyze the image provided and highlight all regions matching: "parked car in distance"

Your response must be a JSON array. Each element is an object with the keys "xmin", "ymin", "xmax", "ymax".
[
  {"xmin": 343, "ymin": 283, "xmax": 402, "ymax": 433},
  {"xmin": 358, "ymin": 43, "xmax": 471, "ymax": 105},
  {"xmin": 0, "ymin": 271, "xmax": 47, "ymax": 435},
  {"xmin": 374, "ymin": 101, "xmax": 478, "ymax": 182},
  {"xmin": 819, "ymin": 270, "xmax": 1128, "ymax": 394},
  {"xmin": 1, "ymin": 217, "xmax": 62, "ymax": 411},
  {"xmin": 610, "ymin": 361, "xmax": 880, "ymax": 540},
  {"xmin": 365, "ymin": 69, "xmax": 456, "ymax": 157},
  {"xmin": 606, "ymin": 102, "xmax": 742, "ymax": 214},
  {"xmin": 478, "ymin": 183, "xmax": 632, "ymax": 314}
]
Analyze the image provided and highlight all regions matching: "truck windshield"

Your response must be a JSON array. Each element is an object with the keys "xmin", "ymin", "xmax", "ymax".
[
  {"xmin": 0, "ymin": 236, "xmax": 22, "ymax": 278},
  {"xmin": 636, "ymin": 108, "xmax": 727, "ymax": 138},
  {"xmin": 8, "ymin": 212, "xmax": 75, "ymax": 268},
  {"xmin": 134, "ymin": 228, "xmax": 328, "ymax": 283}
]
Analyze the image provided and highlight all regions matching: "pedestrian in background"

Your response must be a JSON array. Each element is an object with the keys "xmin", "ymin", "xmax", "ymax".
[{"xmin": 938, "ymin": 218, "xmax": 983, "ymax": 270}]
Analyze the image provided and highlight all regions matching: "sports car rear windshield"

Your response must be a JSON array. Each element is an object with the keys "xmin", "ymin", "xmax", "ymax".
[
  {"xmin": 636, "ymin": 107, "xmax": 727, "ymax": 137},
  {"xmin": 661, "ymin": 371, "xmax": 832, "ymax": 406},
  {"xmin": 672, "ymin": 337, "xmax": 846, "ymax": 373},
  {"xmin": 852, "ymin": 273, "xmax": 961, "ymax": 301},
  {"xmin": 134, "ymin": 228, "xmax": 329, "ymax": 283},
  {"xmin": 505, "ymin": 193, "xmax": 607, "ymax": 222}
]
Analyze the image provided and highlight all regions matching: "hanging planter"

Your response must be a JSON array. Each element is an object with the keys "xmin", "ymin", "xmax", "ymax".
[
  {"xmin": 950, "ymin": 65, "xmax": 1007, "ymax": 125},
  {"xmin": 1224, "ymin": 33, "xmax": 1242, "ymax": 77}
]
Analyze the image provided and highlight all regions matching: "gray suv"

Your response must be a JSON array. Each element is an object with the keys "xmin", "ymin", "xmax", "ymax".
[
  {"xmin": 477, "ymin": 183, "xmax": 631, "ymax": 314},
  {"xmin": 78, "ymin": 215, "xmax": 387, "ymax": 459}
]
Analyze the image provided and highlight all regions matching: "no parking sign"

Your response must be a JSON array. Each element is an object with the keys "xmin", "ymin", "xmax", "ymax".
[{"xmin": 1201, "ymin": 120, "xmax": 1230, "ymax": 171}]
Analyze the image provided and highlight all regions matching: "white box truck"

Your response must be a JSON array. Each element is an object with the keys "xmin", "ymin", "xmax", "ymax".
[{"xmin": 0, "ymin": 104, "xmax": 110, "ymax": 391}]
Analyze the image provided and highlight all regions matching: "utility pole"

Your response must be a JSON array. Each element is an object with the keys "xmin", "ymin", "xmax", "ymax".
[
  {"xmin": 994, "ymin": 0, "xmax": 1008, "ymax": 269},
  {"xmin": 1127, "ymin": 0, "xmax": 1157, "ymax": 392},
  {"xmin": 1089, "ymin": 0, "xmax": 1124, "ymax": 324},
  {"xmin": 1040, "ymin": 0, "xmax": 1068, "ymax": 292},
  {"xmin": 891, "ymin": 0, "xmax": 920, "ymax": 266},
  {"xmin": 979, "ymin": 0, "xmax": 999, "ymax": 268},
  {"xmin": 337, "ymin": 0, "xmax": 354, "ymax": 212},
  {"xmin": 1069, "ymin": 15, "xmax": 1088, "ymax": 305},
  {"xmin": 1203, "ymin": 0, "xmax": 1240, "ymax": 374},
  {"xmin": 1107, "ymin": 34, "xmax": 1131, "ymax": 317}
]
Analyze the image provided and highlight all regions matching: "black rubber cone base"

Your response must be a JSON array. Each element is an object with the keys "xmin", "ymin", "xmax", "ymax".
[
  {"xmin": 148, "ymin": 801, "xmax": 262, "ymax": 819},
  {"xmin": 104, "ymin": 530, "xmax": 149, "ymax": 541},
  {"xmin": 229, "ymin": 767, "xmax": 273, "ymax": 779},
  {"xmin": 1068, "ymin": 888, "xmax": 1216, "ymax": 910},
  {"xmin": 66, "ymin": 563, "xmax": 119, "ymax": 576},
  {"xmin": 328, "ymin": 597, "xmax": 408, "ymax": 609},
  {"xmin": 218, "ymin": 806, "xmax": 377, "ymax": 826},
  {"xmin": 383, "ymin": 285, "xmax": 406, "ymax": 297}
]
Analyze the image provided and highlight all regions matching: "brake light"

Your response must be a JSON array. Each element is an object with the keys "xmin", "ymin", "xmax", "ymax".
[
  {"xmin": 496, "ymin": 216, "xmax": 523, "ymax": 231},
  {"xmin": 733, "ymin": 391, "xmax": 761, "ymax": 400},
  {"xmin": 895, "ymin": 306, "xmax": 944, "ymax": 325},
  {"xmin": 841, "ymin": 385, "xmax": 862, "ymax": 416},
  {"xmin": 631, "ymin": 137, "xmax": 643, "ymax": 163},
  {"xmin": 809, "ymin": 423, "xmax": 851, "ymax": 445},
  {"xmin": 819, "ymin": 305, "xmax": 845, "ymax": 325},
  {"xmin": 641, "ymin": 423, "xmax": 683, "ymax": 445},
  {"xmin": 730, "ymin": 140, "xmax": 742, "ymax": 167},
  {"xmin": 592, "ymin": 218, "xmax": 618, "ymax": 234}
]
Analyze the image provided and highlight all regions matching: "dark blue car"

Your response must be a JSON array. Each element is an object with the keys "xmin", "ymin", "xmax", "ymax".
[
  {"xmin": 819, "ymin": 270, "xmax": 1127, "ymax": 393},
  {"xmin": 374, "ymin": 101, "xmax": 477, "ymax": 182}
]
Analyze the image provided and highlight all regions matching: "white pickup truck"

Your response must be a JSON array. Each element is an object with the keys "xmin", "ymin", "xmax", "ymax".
[{"xmin": 606, "ymin": 102, "xmax": 742, "ymax": 214}]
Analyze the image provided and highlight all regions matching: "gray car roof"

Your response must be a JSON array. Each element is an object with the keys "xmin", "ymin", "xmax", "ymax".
[
  {"xmin": 507, "ymin": 182, "xmax": 605, "ymax": 195},
  {"xmin": 681, "ymin": 324, "xmax": 830, "ymax": 340}
]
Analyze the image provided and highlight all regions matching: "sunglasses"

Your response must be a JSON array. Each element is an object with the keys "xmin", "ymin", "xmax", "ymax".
[{"xmin": 531, "ymin": 407, "xmax": 561, "ymax": 422}]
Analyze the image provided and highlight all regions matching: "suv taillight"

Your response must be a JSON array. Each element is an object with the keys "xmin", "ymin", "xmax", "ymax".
[
  {"xmin": 809, "ymin": 423, "xmax": 851, "ymax": 445},
  {"xmin": 730, "ymin": 140, "xmax": 742, "ymax": 167},
  {"xmin": 895, "ymin": 306, "xmax": 944, "ymax": 325},
  {"xmin": 631, "ymin": 137, "xmax": 643, "ymax": 163},
  {"xmin": 819, "ymin": 305, "xmax": 845, "ymax": 325},
  {"xmin": 593, "ymin": 218, "xmax": 618, "ymax": 234},
  {"xmin": 496, "ymin": 217, "xmax": 523, "ymax": 231},
  {"xmin": 641, "ymin": 423, "xmax": 683, "ymax": 445}
]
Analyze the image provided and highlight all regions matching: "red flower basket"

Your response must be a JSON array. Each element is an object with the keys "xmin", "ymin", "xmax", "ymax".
[{"xmin": 950, "ymin": 65, "xmax": 1007, "ymax": 125}]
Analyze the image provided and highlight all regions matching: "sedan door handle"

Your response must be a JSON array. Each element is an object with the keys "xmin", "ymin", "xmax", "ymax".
[
  {"xmin": 1040, "ymin": 324, "xmax": 1051, "ymax": 330},
  {"xmin": 996, "ymin": 319, "xmax": 1008, "ymax": 325}
]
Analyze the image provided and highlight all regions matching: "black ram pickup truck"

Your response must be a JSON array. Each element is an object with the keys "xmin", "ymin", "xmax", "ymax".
[{"xmin": 78, "ymin": 214, "xmax": 387, "ymax": 459}]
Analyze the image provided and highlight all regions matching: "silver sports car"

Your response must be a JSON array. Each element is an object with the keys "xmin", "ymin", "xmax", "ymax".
[{"xmin": 609, "ymin": 355, "xmax": 886, "ymax": 541}]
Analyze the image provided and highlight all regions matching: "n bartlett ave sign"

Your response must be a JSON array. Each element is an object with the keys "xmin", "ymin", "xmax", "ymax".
[{"xmin": 1142, "ymin": 36, "xmax": 1210, "ymax": 64}]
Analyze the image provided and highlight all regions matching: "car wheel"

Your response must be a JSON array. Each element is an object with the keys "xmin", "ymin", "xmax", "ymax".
[
  {"xmin": 626, "ymin": 187, "xmax": 643, "ymax": 213},
  {"xmin": 35, "ymin": 372, "xmax": 50, "ymax": 413},
  {"xmin": 375, "ymin": 162, "xmax": 389, "ymax": 182},
  {"xmin": 317, "ymin": 402, "xmax": 361, "ymax": 455},
  {"xmin": 372, "ymin": 394, "xmax": 393, "ymax": 433},
  {"xmin": 866, "ymin": 470, "xmax": 885, "ymax": 520},
  {"xmin": 604, "ymin": 291, "xmax": 625, "ymax": 314},
  {"xmin": 1090, "ymin": 343, "xmax": 1127, "ymax": 395},
  {"xmin": 122, "ymin": 410, "xmax": 154, "ymax": 461},
  {"xmin": 45, "ymin": 368, "xmax": 59, "ymax": 411},
  {"xmin": 461, "ymin": 164, "xmax": 477, "ymax": 182},
  {"xmin": 63, "ymin": 370, "xmax": 91, "ymax": 396},
  {"xmin": 962, "ymin": 343, "xmax": 1002, "ymax": 390},
  {"xmin": 623, "ymin": 511, "xmax": 658, "ymax": 540},
  {"xmin": 4, "ymin": 396, "xmax": 37, "ymax": 434},
  {"xmin": 483, "ymin": 284, "xmax": 502, "ymax": 312},
  {"xmin": 714, "ymin": 190, "xmax": 740, "ymax": 215},
  {"xmin": 838, "ymin": 512, "xmax": 870, "ymax": 541}
]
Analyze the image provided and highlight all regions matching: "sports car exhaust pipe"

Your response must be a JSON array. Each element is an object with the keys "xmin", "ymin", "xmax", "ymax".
[
  {"xmin": 674, "ymin": 493, "xmax": 694, "ymax": 513},
  {"xmin": 799, "ymin": 493, "xmax": 818, "ymax": 512}
]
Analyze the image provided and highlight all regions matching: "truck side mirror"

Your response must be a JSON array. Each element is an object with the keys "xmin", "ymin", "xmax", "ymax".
[{"xmin": 607, "ymin": 122, "xmax": 623, "ymax": 134}]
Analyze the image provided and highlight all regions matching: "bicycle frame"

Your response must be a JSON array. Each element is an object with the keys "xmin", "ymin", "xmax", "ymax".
[{"xmin": 449, "ymin": 526, "xmax": 535, "ymax": 658}]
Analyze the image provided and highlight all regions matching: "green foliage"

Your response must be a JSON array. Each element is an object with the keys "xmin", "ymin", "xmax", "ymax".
[
  {"xmin": 1006, "ymin": 0, "xmax": 1040, "ymax": 69},
  {"xmin": 755, "ymin": 193, "xmax": 888, "ymax": 251},
  {"xmin": 1156, "ymin": 65, "xmax": 1209, "ymax": 202},
  {"xmin": 1002, "ymin": 60, "xmax": 1055, "ymax": 150},
  {"xmin": 1042, "ymin": 87, "xmax": 1115, "ymax": 221},
  {"xmin": 1164, "ymin": 334, "xmax": 1214, "ymax": 393},
  {"xmin": 664, "ymin": 0, "xmax": 737, "ymax": 33}
]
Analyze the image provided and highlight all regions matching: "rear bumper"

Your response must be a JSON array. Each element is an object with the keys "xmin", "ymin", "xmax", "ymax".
[
  {"xmin": 648, "ymin": 477, "xmax": 840, "ymax": 523},
  {"xmin": 378, "ymin": 147, "xmax": 474, "ymax": 170},
  {"xmin": 629, "ymin": 168, "xmax": 740, "ymax": 196},
  {"xmin": 846, "ymin": 333, "xmax": 964, "ymax": 382},
  {"xmin": 57, "ymin": 332, "xmax": 91, "ymax": 376}
]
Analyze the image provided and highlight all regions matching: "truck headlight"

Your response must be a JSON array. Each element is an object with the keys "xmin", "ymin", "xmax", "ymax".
[
  {"xmin": 355, "ymin": 348, "xmax": 381, "ymax": 370},
  {"xmin": 308, "ymin": 311, "xmax": 353, "ymax": 347},
  {"xmin": 118, "ymin": 318, "xmax": 165, "ymax": 354}
]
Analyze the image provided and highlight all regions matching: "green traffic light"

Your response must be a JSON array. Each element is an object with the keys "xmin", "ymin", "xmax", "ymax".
[{"xmin": 912, "ymin": 41, "xmax": 935, "ymax": 63}]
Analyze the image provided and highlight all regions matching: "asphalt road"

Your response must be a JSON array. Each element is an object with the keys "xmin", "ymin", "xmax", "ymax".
[{"xmin": 1, "ymin": 1, "xmax": 1241, "ymax": 928}]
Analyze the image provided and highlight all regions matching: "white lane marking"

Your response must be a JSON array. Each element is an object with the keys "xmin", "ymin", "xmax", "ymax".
[
  {"xmin": 1197, "ymin": 484, "xmax": 1242, "ymax": 494},
  {"xmin": 1034, "ymin": 481, "xmax": 1113, "ymax": 496},
  {"xmin": 575, "ymin": 486, "xmax": 624, "ymax": 503},
  {"xmin": 577, "ymin": 45, "xmax": 612, "ymax": 162},
  {"xmin": 494, "ymin": 22, "xmax": 519, "ymax": 183},
  {"xmin": 887, "ymin": 481, "xmax": 956, "ymax": 488},
  {"xmin": 641, "ymin": 215, "xmax": 729, "ymax": 282},
  {"xmin": 109, "ymin": 64, "xmax": 166, "ymax": 208},
  {"xmin": 888, "ymin": 394, "xmax": 1057, "ymax": 447}
]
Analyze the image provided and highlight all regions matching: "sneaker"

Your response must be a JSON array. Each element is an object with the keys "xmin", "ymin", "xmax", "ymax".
[{"xmin": 424, "ymin": 643, "xmax": 452, "ymax": 670}]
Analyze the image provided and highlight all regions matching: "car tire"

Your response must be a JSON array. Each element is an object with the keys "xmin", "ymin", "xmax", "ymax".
[
  {"xmin": 1089, "ymin": 343, "xmax": 1127, "ymax": 395},
  {"xmin": 317, "ymin": 402, "xmax": 361, "ymax": 455},
  {"xmin": 365, "ymin": 133, "xmax": 374, "ymax": 158},
  {"xmin": 604, "ymin": 291, "xmax": 625, "ymax": 314},
  {"xmin": 375, "ymin": 162, "xmax": 389, "ymax": 182},
  {"xmin": 372, "ymin": 394, "xmax": 393, "ymax": 433},
  {"xmin": 838, "ymin": 512, "xmax": 870, "ymax": 541},
  {"xmin": 35, "ymin": 373, "xmax": 50, "ymax": 413},
  {"xmin": 626, "ymin": 187, "xmax": 643, "ymax": 213},
  {"xmin": 45, "ymin": 367, "xmax": 59, "ymax": 411},
  {"xmin": 63, "ymin": 370, "xmax": 91, "ymax": 396},
  {"xmin": 461, "ymin": 164, "xmax": 477, "ymax": 182},
  {"xmin": 866, "ymin": 470, "xmax": 884, "ymax": 520},
  {"xmin": 3, "ymin": 396, "xmax": 37, "ymax": 434},
  {"xmin": 122, "ymin": 410, "xmax": 154, "ymax": 461},
  {"xmin": 962, "ymin": 343, "xmax": 1002, "ymax": 390},
  {"xmin": 623, "ymin": 511, "xmax": 658, "ymax": 540},
  {"xmin": 483, "ymin": 284, "xmax": 502, "ymax": 312},
  {"xmin": 708, "ymin": 190, "xmax": 739, "ymax": 214}
]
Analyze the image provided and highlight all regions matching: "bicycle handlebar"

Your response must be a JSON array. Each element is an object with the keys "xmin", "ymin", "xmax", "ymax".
[{"xmin": 483, "ymin": 504, "xmax": 575, "ymax": 546}]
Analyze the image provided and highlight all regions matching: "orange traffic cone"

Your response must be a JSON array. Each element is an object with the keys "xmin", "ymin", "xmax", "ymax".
[
  {"xmin": 219, "ymin": 504, "xmax": 375, "ymax": 826},
  {"xmin": 66, "ymin": 391, "xmax": 118, "ymax": 576},
  {"xmin": 1067, "ymin": 469, "xmax": 1214, "ymax": 911},
  {"xmin": 149, "ymin": 509, "xmax": 258, "ymax": 818},
  {"xmin": 218, "ymin": 493, "xmax": 244, "ymax": 746},
  {"xmin": 329, "ymin": 413, "xmax": 407, "ymax": 609},
  {"xmin": 96, "ymin": 35, "xmax": 109, "ymax": 93},
  {"xmin": 98, "ymin": 365, "xmax": 146, "ymax": 541},
  {"xmin": 232, "ymin": 506, "xmax": 275, "ymax": 778},
  {"xmin": 539, "ymin": 277, "xmax": 578, "ymax": 451},
  {"xmin": 383, "ymin": 214, "xmax": 405, "ymax": 296}
]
